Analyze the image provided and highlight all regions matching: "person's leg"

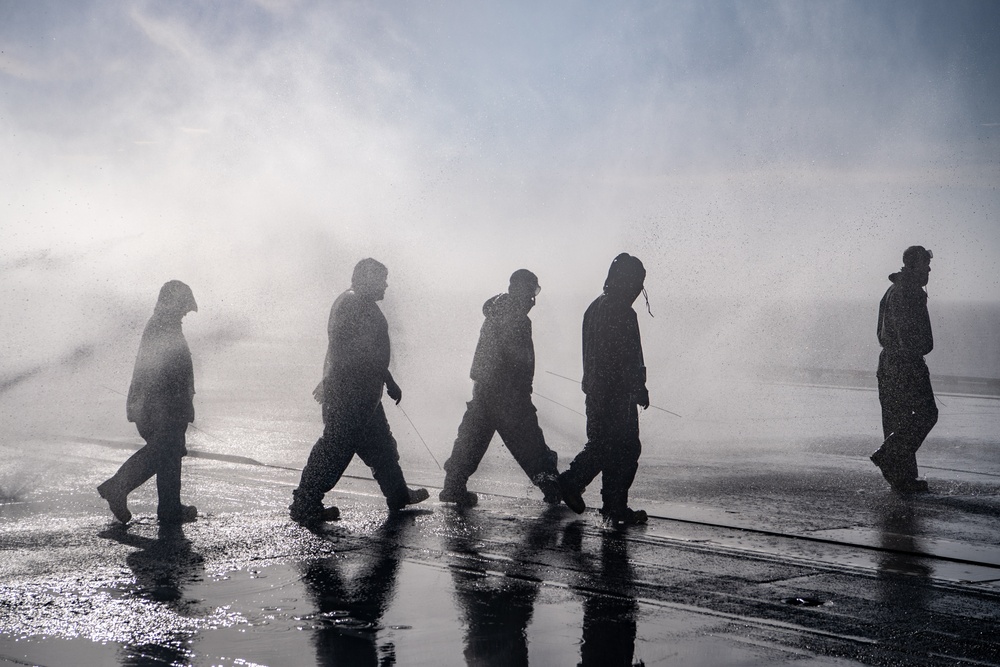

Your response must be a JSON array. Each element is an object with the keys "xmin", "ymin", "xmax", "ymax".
[
  {"xmin": 355, "ymin": 404, "xmax": 425, "ymax": 511},
  {"xmin": 441, "ymin": 385, "xmax": 496, "ymax": 499},
  {"xmin": 873, "ymin": 358, "xmax": 913, "ymax": 485},
  {"xmin": 896, "ymin": 362, "xmax": 938, "ymax": 482},
  {"xmin": 874, "ymin": 358, "xmax": 936, "ymax": 490},
  {"xmin": 561, "ymin": 394, "xmax": 612, "ymax": 492},
  {"xmin": 599, "ymin": 400, "xmax": 641, "ymax": 519},
  {"xmin": 291, "ymin": 411, "xmax": 359, "ymax": 523},
  {"xmin": 494, "ymin": 392, "xmax": 560, "ymax": 500},
  {"xmin": 152, "ymin": 424, "xmax": 189, "ymax": 521},
  {"xmin": 97, "ymin": 423, "xmax": 160, "ymax": 523}
]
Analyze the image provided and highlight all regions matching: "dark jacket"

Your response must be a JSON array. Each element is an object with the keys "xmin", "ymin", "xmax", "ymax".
[
  {"xmin": 878, "ymin": 271, "xmax": 933, "ymax": 361},
  {"xmin": 126, "ymin": 311, "xmax": 195, "ymax": 427},
  {"xmin": 469, "ymin": 293, "xmax": 535, "ymax": 393},
  {"xmin": 581, "ymin": 294, "xmax": 646, "ymax": 398},
  {"xmin": 322, "ymin": 289, "xmax": 391, "ymax": 408}
]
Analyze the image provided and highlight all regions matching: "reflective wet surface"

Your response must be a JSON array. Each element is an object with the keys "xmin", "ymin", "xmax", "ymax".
[
  {"xmin": 2, "ymin": 371, "xmax": 999, "ymax": 666},
  {"xmin": 2, "ymin": 435, "xmax": 1000, "ymax": 666}
]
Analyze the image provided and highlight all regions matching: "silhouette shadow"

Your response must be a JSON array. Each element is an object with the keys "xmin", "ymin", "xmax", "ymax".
[
  {"xmin": 299, "ymin": 512, "xmax": 416, "ymax": 666},
  {"xmin": 445, "ymin": 505, "xmax": 563, "ymax": 666},
  {"xmin": 98, "ymin": 523, "xmax": 205, "ymax": 666},
  {"xmin": 874, "ymin": 501, "xmax": 932, "ymax": 643},
  {"xmin": 562, "ymin": 522, "xmax": 640, "ymax": 667}
]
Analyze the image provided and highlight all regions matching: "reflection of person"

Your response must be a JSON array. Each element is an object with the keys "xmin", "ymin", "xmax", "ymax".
[
  {"xmin": 559, "ymin": 254, "xmax": 650, "ymax": 525},
  {"xmin": 445, "ymin": 506, "xmax": 561, "ymax": 666},
  {"xmin": 99, "ymin": 523, "xmax": 205, "ymax": 666},
  {"xmin": 290, "ymin": 259, "xmax": 428, "ymax": 527},
  {"xmin": 440, "ymin": 270, "xmax": 562, "ymax": 507},
  {"xmin": 871, "ymin": 246, "xmax": 937, "ymax": 494},
  {"xmin": 874, "ymin": 502, "xmax": 931, "ymax": 644},
  {"xmin": 98, "ymin": 280, "xmax": 199, "ymax": 524},
  {"xmin": 564, "ymin": 526, "xmax": 639, "ymax": 667},
  {"xmin": 300, "ymin": 514, "xmax": 412, "ymax": 666}
]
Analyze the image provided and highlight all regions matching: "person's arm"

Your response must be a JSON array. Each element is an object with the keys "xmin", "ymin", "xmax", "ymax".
[
  {"xmin": 895, "ymin": 290, "xmax": 934, "ymax": 357},
  {"xmin": 384, "ymin": 370, "xmax": 402, "ymax": 404}
]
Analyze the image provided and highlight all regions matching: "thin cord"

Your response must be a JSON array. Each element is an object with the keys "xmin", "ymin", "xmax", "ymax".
[{"xmin": 396, "ymin": 404, "xmax": 443, "ymax": 470}]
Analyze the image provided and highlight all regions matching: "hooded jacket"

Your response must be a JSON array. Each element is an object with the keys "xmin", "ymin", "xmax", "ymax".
[
  {"xmin": 469, "ymin": 293, "xmax": 535, "ymax": 393},
  {"xmin": 581, "ymin": 294, "xmax": 645, "ymax": 398},
  {"xmin": 877, "ymin": 270, "xmax": 933, "ymax": 361},
  {"xmin": 126, "ymin": 310, "xmax": 195, "ymax": 427},
  {"xmin": 322, "ymin": 289, "xmax": 391, "ymax": 408},
  {"xmin": 582, "ymin": 255, "xmax": 647, "ymax": 398}
]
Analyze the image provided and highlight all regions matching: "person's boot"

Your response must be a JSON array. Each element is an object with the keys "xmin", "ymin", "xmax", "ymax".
[
  {"xmin": 870, "ymin": 448, "xmax": 904, "ymax": 488},
  {"xmin": 158, "ymin": 504, "xmax": 197, "ymax": 524},
  {"xmin": 289, "ymin": 488, "xmax": 326, "ymax": 527},
  {"xmin": 389, "ymin": 487, "xmax": 430, "ymax": 512},
  {"xmin": 406, "ymin": 487, "xmax": 429, "ymax": 505},
  {"xmin": 97, "ymin": 480, "xmax": 131, "ymax": 524},
  {"xmin": 439, "ymin": 485, "xmax": 479, "ymax": 508},
  {"xmin": 602, "ymin": 507, "xmax": 648, "ymax": 527},
  {"xmin": 533, "ymin": 472, "xmax": 562, "ymax": 504},
  {"xmin": 557, "ymin": 472, "xmax": 586, "ymax": 514}
]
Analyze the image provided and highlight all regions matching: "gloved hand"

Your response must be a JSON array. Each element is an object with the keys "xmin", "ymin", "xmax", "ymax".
[
  {"xmin": 386, "ymin": 377, "xmax": 403, "ymax": 404},
  {"xmin": 312, "ymin": 380, "xmax": 325, "ymax": 404},
  {"xmin": 636, "ymin": 388, "xmax": 650, "ymax": 410}
]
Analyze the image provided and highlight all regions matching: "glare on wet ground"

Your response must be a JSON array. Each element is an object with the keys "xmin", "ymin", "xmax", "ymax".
[{"xmin": 1, "ymin": 384, "xmax": 999, "ymax": 665}]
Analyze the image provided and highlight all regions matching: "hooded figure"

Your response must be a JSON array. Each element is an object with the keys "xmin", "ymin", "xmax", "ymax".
[
  {"xmin": 870, "ymin": 246, "xmax": 937, "ymax": 493},
  {"xmin": 439, "ymin": 269, "xmax": 564, "ymax": 508},
  {"xmin": 98, "ymin": 280, "xmax": 199, "ymax": 524},
  {"xmin": 289, "ymin": 258, "xmax": 428, "ymax": 527},
  {"xmin": 558, "ymin": 254, "xmax": 651, "ymax": 525}
]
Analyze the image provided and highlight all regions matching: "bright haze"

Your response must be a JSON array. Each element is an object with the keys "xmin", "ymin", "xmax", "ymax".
[{"xmin": 2, "ymin": 1, "xmax": 998, "ymax": 447}]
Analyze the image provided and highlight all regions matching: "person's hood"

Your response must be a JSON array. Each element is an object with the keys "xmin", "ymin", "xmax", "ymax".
[
  {"xmin": 604, "ymin": 253, "xmax": 645, "ymax": 298},
  {"xmin": 888, "ymin": 269, "xmax": 923, "ymax": 285},
  {"xmin": 153, "ymin": 280, "xmax": 197, "ymax": 318}
]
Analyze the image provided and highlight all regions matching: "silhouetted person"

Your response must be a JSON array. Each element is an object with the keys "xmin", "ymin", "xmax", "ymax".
[
  {"xmin": 300, "ymin": 514, "xmax": 414, "ymax": 666},
  {"xmin": 290, "ymin": 258, "xmax": 428, "ymax": 527},
  {"xmin": 559, "ymin": 254, "xmax": 650, "ymax": 525},
  {"xmin": 440, "ymin": 269, "xmax": 562, "ymax": 507},
  {"xmin": 870, "ymin": 246, "xmax": 938, "ymax": 494},
  {"xmin": 98, "ymin": 280, "xmax": 199, "ymax": 524}
]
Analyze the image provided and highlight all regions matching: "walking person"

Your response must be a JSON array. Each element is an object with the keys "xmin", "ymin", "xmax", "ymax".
[
  {"xmin": 558, "ymin": 254, "xmax": 651, "ymax": 525},
  {"xmin": 289, "ymin": 258, "xmax": 428, "ymax": 527},
  {"xmin": 98, "ymin": 280, "xmax": 200, "ymax": 524},
  {"xmin": 870, "ymin": 246, "xmax": 938, "ymax": 493},
  {"xmin": 439, "ymin": 269, "xmax": 562, "ymax": 508}
]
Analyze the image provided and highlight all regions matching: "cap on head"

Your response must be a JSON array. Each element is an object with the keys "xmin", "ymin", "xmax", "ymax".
[
  {"xmin": 351, "ymin": 258, "xmax": 388, "ymax": 291},
  {"xmin": 156, "ymin": 280, "xmax": 197, "ymax": 314},
  {"xmin": 604, "ymin": 253, "xmax": 646, "ymax": 294},
  {"xmin": 902, "ymin": 246, "xmax": 933, "ymax": 269},
  {"xmin": 509, "ymin": 268, "xmax": 540, "ymax": 297}
]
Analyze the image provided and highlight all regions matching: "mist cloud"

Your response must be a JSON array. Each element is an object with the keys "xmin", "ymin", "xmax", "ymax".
[{"xmin": 1, "ymin": 0, "xmax": 997, "ymax": 380}]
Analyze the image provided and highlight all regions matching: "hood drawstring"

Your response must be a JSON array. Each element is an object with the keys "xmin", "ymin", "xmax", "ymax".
[{"xmin": 642, "ymin": 287, "xmax": 654, "ymax": 317}]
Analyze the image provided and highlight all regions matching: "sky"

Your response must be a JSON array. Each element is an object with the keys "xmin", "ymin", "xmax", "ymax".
[{"xmin": 1, "ymin": 0, "xmax": 998, "ymax": 374}]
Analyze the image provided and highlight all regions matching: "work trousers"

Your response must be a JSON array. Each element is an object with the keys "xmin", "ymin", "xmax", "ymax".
[
  {"xmin": 104, "ymin": 422, "xmax": 187, "ymax": 518},
  {"xmin": 442, "ymin": 383, "xmax": 558, "ymax": 489},
  {"xmin": 293, "ymin": 400, "xmax": 409, "ymax": 515},
  {"xmin": 562, "ymin": 393, "xmax": 641, "ymax": 517},
  {"xmin": 875, "ymin": 350, "xmax": 938, "ymax": 482}
]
